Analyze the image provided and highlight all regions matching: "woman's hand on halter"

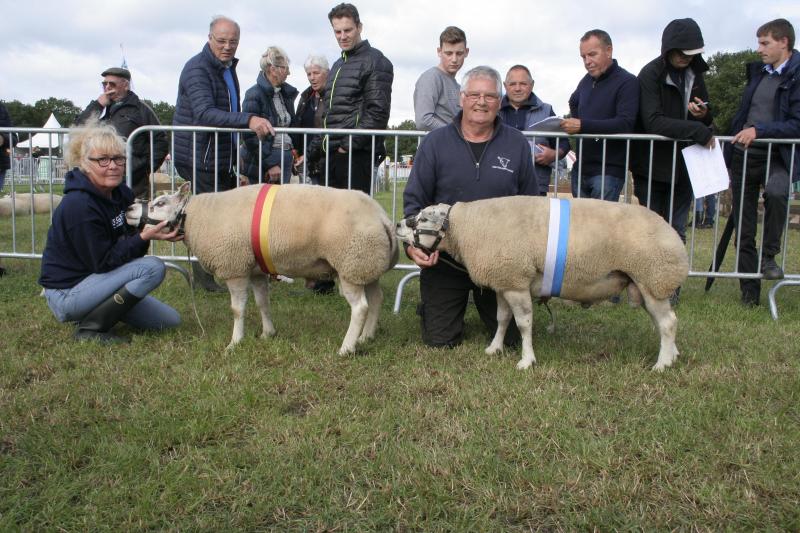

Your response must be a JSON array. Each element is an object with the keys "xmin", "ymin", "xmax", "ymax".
[{"xmin": 141, "ymin": 220, "xmax": 184, "ymax": 242}]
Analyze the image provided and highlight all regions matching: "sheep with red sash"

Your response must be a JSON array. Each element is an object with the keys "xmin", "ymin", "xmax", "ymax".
[{"xmin": 126, "ymin": 183, "xmax": 399, "ymax": 353}]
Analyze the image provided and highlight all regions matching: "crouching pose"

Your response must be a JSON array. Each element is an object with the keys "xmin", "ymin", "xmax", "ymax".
[{"xmin": 39, "ymin": 123, "xmax": 183, "ymax": 343}]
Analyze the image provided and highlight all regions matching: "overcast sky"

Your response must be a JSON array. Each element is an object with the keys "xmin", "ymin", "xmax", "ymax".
[{"xmin": 1, "ymin": 0, "xmax": 798, "ymax": 127}]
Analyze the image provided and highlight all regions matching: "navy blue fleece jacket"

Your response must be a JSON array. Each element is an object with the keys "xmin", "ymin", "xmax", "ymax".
[
  {"xmin": 39, "ymin": 169, "xmax": 148, "ymax": 289},
  {"xmin": 403, "ymin": 112, "xmax": 538, "ymax": 218},
  {"xmin": 568, "ymin": 59, "xmax": 639, "ymax": 179}
]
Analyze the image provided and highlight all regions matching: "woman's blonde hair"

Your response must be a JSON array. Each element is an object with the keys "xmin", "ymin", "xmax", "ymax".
[
  {"xmin": 64, "ymin": 119, "xmax": 126, "ymax": 171},
  {"xmin": 259, "ymin": 46, "xmax": 290, "ymax": 73}
]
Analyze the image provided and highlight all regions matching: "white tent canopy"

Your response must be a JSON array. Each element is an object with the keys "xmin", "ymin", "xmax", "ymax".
[{"xmin": 15, "ymin": 113, "xmax": 65, "ymax": 149}]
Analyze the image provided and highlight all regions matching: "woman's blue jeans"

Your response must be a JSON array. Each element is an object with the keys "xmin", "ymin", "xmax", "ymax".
[{"xmin": 44, "ymin": 256, "xmax": 180, "ymax": 330}]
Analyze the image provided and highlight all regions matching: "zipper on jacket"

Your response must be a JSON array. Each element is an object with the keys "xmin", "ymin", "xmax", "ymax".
[{"xmin": 323, "ymin": 52, "xmax": 347, "ymax": 153}]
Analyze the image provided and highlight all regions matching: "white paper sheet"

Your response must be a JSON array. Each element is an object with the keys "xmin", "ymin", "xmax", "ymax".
[
  {"xmin": 526, "ymin": 116, "xmax": 563, "ymax": 132},
  {"xmin": 681, "ymin": 142, "xmax": 729, "ymax": 198}
]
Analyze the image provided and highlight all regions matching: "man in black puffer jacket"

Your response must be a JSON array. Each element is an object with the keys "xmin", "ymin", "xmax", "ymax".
[{"xmin": 319, "ymin": 3, "xmax": 393, "ymax": 194}]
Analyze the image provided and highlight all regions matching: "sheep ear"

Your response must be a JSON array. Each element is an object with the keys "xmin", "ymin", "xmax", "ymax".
[{"xmin": 178, "ymin": 182, "xmax": 192, "ymax": 197}]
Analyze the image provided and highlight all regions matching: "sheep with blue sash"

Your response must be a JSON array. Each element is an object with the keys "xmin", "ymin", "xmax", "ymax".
[{"xmin": 396, "ymin": 196, "xmax": 689, "ymax": 371}]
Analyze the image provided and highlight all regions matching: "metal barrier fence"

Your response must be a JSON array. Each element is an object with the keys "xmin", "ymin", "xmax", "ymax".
[{"xmin": 2, "ymin": 124, "xmax": 798, "ymax": 318}]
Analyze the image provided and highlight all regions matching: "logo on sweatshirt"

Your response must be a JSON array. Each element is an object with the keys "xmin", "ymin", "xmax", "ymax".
[{"xmin": 491, "ymin": 156, "xmax": 514, "ymax": 173}]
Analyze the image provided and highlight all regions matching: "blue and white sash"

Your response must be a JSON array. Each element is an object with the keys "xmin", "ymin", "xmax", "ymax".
[{"xmin": 540, "ymin": 198, "xmax": 571, "ymax": 298}]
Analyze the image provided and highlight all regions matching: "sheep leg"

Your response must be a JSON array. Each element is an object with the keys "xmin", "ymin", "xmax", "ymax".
[
  {"xmin": 250, "ymin": 274, "xmax": 276, "ymax": 339},
  {"xmin": 502, "ymin": 290, "xmax": 536, "ymax": 370},
  {"xmin": 640, "ymin": 289, "xmax": 679, "ymax": 371},
  {"xmin": 337, "ymin": 279, "xmax": 369, "ymax": 355},
  {"xmin": 359, "ymin": 280, "xmax": 383, "ymax": 343},
  {"xmin": 225, "ymin": 277, "xmax": 251, "ymax": 350},
  {"xmin": 485, "ymin": 292, "xmax": 513, "ymax": 356}
]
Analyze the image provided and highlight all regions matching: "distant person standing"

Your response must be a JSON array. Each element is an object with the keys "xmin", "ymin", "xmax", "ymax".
[
  {"xmin": 75, "ymin": 67, "xmax": 168, "ymax": 199},
  {"xmin": 172, "ymin": 15, "xmax": 274, "ymax": 292},
  {"xmin": 561, "ymin": 29, "xmax": 639, "ymax": 201},
  {"xmin": 0, "ymin": 101, "xmax": 13, "ymax": 194},
  {"xmin": 321, "ymin": 2, "xmax": 393, "ymax": 194},
  {"xmin": 727, "ymin": 18, "xmax": 800, "ymax": 306},
  {"xmin": 499, "ymin": 65, "xmax": 568, "ymax": 195},
  {"xmin": 414, "ymin": 26, "xmax": 469, "ymax": 131}
]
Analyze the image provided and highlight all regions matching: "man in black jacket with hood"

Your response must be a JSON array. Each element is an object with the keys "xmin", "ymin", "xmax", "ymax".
[
  {"xmin": 321, "ymin": 3, "xmax": 393, "ymax": 194},
  {"xmin": 631, "ymin": 18, "xmax": 714, "ymax": 248}
]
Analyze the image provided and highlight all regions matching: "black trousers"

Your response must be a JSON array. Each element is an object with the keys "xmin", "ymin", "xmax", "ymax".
[
  {"xmin": 632, "ymin": 175, "xmax": 694, "ymax": 243},
  {"xmin": 730, "ymin": 149, "xmax": 791, "ymax": 297},
  {"xmin": 418, "ymin": 256, "xmax": 521, "ymax": 348},
  {"xmin": 323, "ymin": 150, "xmax": 373, "ymax": 194}
]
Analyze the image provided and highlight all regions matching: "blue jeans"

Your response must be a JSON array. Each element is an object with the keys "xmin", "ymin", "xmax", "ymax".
[
  {"xmin": 44, "ymin": 256, "xmax": 180, "ymax": 330},
  {"xmin": 571, "ymin": 170, "xmax": 624, "ymax": 202}
]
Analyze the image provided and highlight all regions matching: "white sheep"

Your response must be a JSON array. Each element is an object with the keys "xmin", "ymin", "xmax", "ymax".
[
  {"xmin": 0, "ymin": 193, "xmax": 62, "ymax": 217},
  {"xmin": 396, "ymin": 196, "xmax": 689, "ymax": 371},
  {"xmin": 126, "ymin": 183, "xmax": 399, "ymax": 353}
]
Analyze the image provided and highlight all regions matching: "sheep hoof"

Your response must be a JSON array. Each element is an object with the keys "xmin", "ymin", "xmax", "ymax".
[
  {"xmin": 485, "ymin": 344, "xmax": 503, "ymax": 355},
  {"xmin": 516, "ymin": 358, "xmax": 536, "ymax": 370},
  {"xmin": 338, "ymin": 346, "xmax": 356, "ymax": 356}
]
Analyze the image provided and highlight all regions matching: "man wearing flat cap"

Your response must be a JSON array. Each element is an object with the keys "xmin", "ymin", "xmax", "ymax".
[{"xmin": 75, "ymin": 67, "xmax": 168, "ymax": 198}]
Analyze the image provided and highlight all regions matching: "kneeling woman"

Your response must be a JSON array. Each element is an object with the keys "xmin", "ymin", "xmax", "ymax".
[{"xmin": 39, "ymin": 123, "xmax": 183, "ymax": 343}]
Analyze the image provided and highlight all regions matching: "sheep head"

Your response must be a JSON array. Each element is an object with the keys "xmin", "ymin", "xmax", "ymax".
[
  {"xmin": 125, "ymin": 182, "xmax": 191, "ymax": 233},
  {"xmin": 395, "ymin": 203, "xmax": 452, "ymax": 254}
]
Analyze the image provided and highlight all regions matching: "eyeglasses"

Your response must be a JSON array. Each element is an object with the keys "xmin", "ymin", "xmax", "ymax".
[
  {"xmin": 210, "ymin": 35, "xmax": 239, "ymax": 47},
  {"xmin": 463, "ymin": 92, "xmax": 500, "ymax": 103},
  {"xmin": 89, "ymin": 156, "xmax": 127, "ymax": 167},
  {"xmin": 272, "ymin": 64, "xmax": 289, "ymax": 71},
  {"xmin": 101, "ymin": 81, "xmax": 124, "ymax": 88}
]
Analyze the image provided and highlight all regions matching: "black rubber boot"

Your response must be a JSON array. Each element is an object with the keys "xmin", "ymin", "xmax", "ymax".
[
  {"xmin": 192, "ymin": 262, "xmax": 227, "ymax": 293},
  {"xmin": 74, "ymin": 287, "xmax": 142, "ymax": 344}
]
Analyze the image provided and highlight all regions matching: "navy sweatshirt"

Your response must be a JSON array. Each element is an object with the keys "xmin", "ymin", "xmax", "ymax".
[
  {"xmin": 403, "ymin": 112, "xmax": 538, "ymax": 218},
  {"xmin": 568, "ymin": 60, "xmax": 639, "ymax": 179},
  {"xmin": 39, "ymin": 169, "xmax": 148, "ymax": 289}
]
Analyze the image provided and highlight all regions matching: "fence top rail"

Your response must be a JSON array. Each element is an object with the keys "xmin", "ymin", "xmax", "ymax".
[
  {"xmin": 5, "ymin": 125, "xmax": 799, "ymax": 146},
  {"xmin": 118, "ymin": 125, "xmax": 800, "ymax": 145}
]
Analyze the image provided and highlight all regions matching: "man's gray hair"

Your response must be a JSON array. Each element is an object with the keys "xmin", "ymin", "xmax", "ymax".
[
  {"xmin": 209, "ymin": 15, "xmax": 240, "ymax": 34},
  {"xmin": 259, "ymin": 46, "xmax": 290, "ymax": 72},
  {"xmin": 304, "ymin": 54, "xmax": 330, "ymax": 72},
  {"xmin": 461, "ymin": 66, "xmax": 502, "ymax": 95}
]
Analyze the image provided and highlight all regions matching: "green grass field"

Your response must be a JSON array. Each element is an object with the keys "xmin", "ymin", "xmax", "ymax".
[{"xmin": 1, "ymin": 193, "xmax": 799, "ymax": 530}]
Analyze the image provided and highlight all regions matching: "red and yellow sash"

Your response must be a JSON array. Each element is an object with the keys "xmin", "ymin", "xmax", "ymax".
[{"xmin": 251, "ymin": 184, "xmax": 280, "ymax": 275}]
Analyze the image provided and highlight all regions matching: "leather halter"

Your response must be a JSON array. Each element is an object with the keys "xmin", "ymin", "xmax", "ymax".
[
  {"xmin": 406, "ymin": 206, "xmax": 452, "ymax": 255},
  {"xmin": 134, "ymin": 195, "xmax": 189, "ymax": 235}
]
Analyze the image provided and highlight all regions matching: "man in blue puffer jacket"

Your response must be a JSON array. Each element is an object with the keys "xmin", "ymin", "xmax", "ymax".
[
  {"xmin": 173, "ymin": 16, "xmax": 274, "ymax": 194},
  {"xmin": 173, "ymin": 15, "xmax": 275, "ymax": 292}
]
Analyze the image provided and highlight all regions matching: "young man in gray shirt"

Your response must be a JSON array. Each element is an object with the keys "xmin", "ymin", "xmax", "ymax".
[{"xmin": 413, "ymin": 26, "xmax": 469, "ymax": 130}]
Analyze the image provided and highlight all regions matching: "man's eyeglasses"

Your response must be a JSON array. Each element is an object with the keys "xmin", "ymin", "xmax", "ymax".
[
  {"xmin": 463, "ymin": 92, "xmax": 500, "ymax": 103},
  {"xmin": 210, "ymin": 35, "xmax": 239, "ymax": 47},
  {"xmin": 272, "ymin": 64, "xmax": 289, "ymax": 71},
  {"xmin": 89, "ymin": 156, "xmax": 127, "ymax": 167},
  {"xmin": 101, "ymin": 81, "xmax": 122, "ymax": 88}
]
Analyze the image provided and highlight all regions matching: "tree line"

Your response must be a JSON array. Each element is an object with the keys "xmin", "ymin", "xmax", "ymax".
[{"xmin": 3, "ymin": 50, "xmax": 758, "ymax": 159}]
